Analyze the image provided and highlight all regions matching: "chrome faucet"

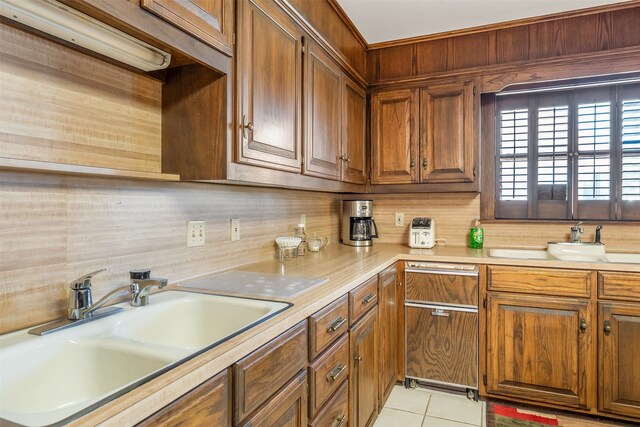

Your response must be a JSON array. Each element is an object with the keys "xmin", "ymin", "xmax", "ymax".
[
  {"xmin": 129, "ymin": 269, "xmax": 168, "ymax": 307},
  {"xmin": 569, "ymin": 222, "xmax": 584, "ymax": 243},
  {"xmin": 595, "ymin": 225, "xmax": 603, "ymax": 244},
  {"xmin": 68, "ymin": 269, "xmax": 135, "ymax": 320}
]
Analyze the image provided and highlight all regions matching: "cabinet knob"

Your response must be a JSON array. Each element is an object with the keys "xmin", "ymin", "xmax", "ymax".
[
  {"xmin": 241, "ymin": 115, "xmax": 254, "ymax": 139},
  {"xmin": 579, "ymin": 318, "xmax": 587, "ymax": 333},
  {"xmin": 604, "ymin": 320, "xmax": 612, "ymax": 336},
  {"xmin": 410, "ymin": 161, "xmax": 416, "ymax": 168},
  {"xmin": 422, "ymin": 159, "xmax": 428, "ymax": 168},
  {"xmin": 354, "ymin": 355, "xmax": 362, "ymax": 363}
]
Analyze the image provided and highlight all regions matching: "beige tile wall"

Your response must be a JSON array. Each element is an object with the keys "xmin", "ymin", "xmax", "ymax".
[{"xmin": 0, "ymin": 171, "xmax": 340, "ymax": 333}]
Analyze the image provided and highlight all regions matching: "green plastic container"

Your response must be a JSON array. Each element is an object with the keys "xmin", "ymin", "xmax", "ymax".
[{"xmin": 469, "ymin": 218, "xmax": 484, "ymax": 249}]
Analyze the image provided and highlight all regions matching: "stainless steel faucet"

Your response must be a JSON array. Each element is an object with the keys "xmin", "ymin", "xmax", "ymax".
[
  {"xmin": 569, "ymin": 221, "xmax": 584, "ymax": 243},
  {"xmin": 129, "ymin": 269, "xmax": 168, "ymax": 307},
  {"xmin": 68, "ymin": 269, "xmax": 135, "ymax": 320}
]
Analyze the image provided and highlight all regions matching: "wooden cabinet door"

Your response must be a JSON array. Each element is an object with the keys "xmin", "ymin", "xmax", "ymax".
[
  {"xmin": 599, "ymin": 302, "xmax": 640, "ymax": 418},
  {"xmin": 342, "ymin": 76, "xmax": 367, "ymax": 184},
  {"xmin": 487, "ymin": 293, "xmax": 594, "ymax": 409},
  {"xmin": 141, "ymin": 0, "xmax": 233, "ymax": 55},
  {"xmin": 237, "ymin": 0, "xmax": 302, "ymax": 173},
  {"xmin": 370, "ymin": 89, "xmax": 419, "ymax": 184},
  {"xmin": 238, "ymin": 370, "xmax": 307, "ymax": 427},
  {"xmin": 350, "ymin": 308, "xmax": 378, "ymax": 427},
  {"xmin": 137, "ymin": 369, "xmax": 230, "ymax": 426},
  {"xmin": 378, "ymin": 265, "xmax": 398, "ymax": 408},
  {"xmin": 303, "ymin": 39, "xmax": 342, "ymax": 180},
  {"xmin": 420, "ymin": 80, "xmax": 476, "ymax": 183}
]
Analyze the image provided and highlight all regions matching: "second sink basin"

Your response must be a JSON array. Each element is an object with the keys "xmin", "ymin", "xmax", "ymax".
[{"xmin": 114, "ymin": 292, "xmax": 290, "ymax": 350}]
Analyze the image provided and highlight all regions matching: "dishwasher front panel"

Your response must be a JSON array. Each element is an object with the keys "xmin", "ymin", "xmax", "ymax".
[
  {"xmin": 405, "ymin": 265, "xmax": 478, "ymax": 307},
  {"xmin": 405, "ymin": 303, "xmax": 478, "ymax": 388}
]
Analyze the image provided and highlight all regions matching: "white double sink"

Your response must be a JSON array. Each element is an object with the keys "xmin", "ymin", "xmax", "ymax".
[
  {"xmin": 0, "ymin": 291, "xmax": 289, "ymax": 426},
  {"xmin": 489, "ymin": 243, "xmax": 640, "ymax": 264}
]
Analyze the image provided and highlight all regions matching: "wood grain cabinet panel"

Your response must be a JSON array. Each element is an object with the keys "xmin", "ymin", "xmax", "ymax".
[
  {"xmin": 308, "ymin": 334, "xmax": 350, "ymax": 417},
  {"xmin": 137, "ymin": 369, "xmax": 230, "ymax": 426},
  {"xmin": 486, "ymin": 293, "xmax": 594, "ymax": 409},
  {"xmin": 304, "ymin": 39, "xmax": 342, "ymax": 180},
  {"xmin": 309, "ymin": 379, "xmax": 349, "ymax": 427},
  {"xmin": 598, "ymin": 272, "xmax": 640, "ymax": 302},
  {"xmin": 237, "ymin": 370, "xmax": 307, "ymax": 427},
  {"xmin": 141, "ymin": 0, "xmax": 233, "ymax": 55},
  {"xmin": 419, "ymin": 80, "xmax": 476, "ymax": 183},
  {"xmin": 341, "ymin": 76, "xmax": 367, "ymax": 184},
  {"xmin": 308, "ymin": 295, "xmax": 349, "ymax": 360},
  {"xmin": 349, "ymin": 276, "xmax": 379, "ymax": 325},
  {"xmin": 487, "ymin": 266, "xmax": 592, "ymax": 298},
  {"xmin": 598, "ymin": 302, "xmax": 640, "ymax": 419},
  {"xmin": 233, "ymin": 321, "xmax": 307, "ymax": 423},
  {"xmin": 370, "ymin": 89, "xmax": 419, "ymax": 184},
  {"xmin": 350, "ymin": 308, "xmax": 378, "ymax": 427},
  {"xmin": 378, "ymin": 264, "xmax": 399, "ymax": 408},
  {"xmin": 405, "ymin": 269, "xmax": 478, "ymax": 306},
  {"xmin": 236, "ymin": 0, "xmax": 303, "ymax": 173}
]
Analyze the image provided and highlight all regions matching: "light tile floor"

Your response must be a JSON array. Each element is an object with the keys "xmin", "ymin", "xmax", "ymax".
[{"xmin": 374, "ymin": 386, "xmax": 485, "ymax": 427}]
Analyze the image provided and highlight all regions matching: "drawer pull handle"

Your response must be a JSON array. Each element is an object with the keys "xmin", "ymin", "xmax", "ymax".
[
  {"xmin": 327, "ymin": 364, "xmax": 346, "ymax": 382},
  {"xmin": 336, "ymin": 414, "xmax": 346, "ymax": 427},
  {"xmin": 432, "ymin": 308, "xmax": 450, "ymax": 317},
  {"xmin": 363, "ymin": 293, "xmax": 375, "ymax": 304},
  {"xmin": 354, "ymin": 355, "xmax": 362, "ymax": 363},
  {"xmin": 327, "ymin": 316, "xmax": 346, "ymax": 333},
  {"xmin": 604, "ymin": 320, "xmax": 612, "ymax": 335},
  {"xmin": 580, "ymin": 318, "xmax": 587, "ymax": 333}
]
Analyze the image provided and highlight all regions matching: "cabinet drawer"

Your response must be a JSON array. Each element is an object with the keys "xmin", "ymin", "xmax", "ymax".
[
  {"xmin": 137, "ymin": 369, "xmax": 229, "ymax": 426},
  {"xmin": 488, "ymin": 266, "xmax": 592, "ymax": 298},
  {"xmin": 233, "ymin": 321, "xmax": 307, "ymax": 423},
  {"xmin": 405, "ymin": 268, "xmax": 478, "ymax": 306},
  {"xmin": 309, "ymin": 295, "xmax": 349, "ymax": 359},
  {"xmin": 598, "ymin": 271, "xmax": 640, "ymax": 302},
  {"xmin": 349, "ymin": 276, "xmax": 378, "ymax": 325},
  {"xmin": 310, "ymin": 380, "xmax": 349, "ymax": 427},
  {"xmin": 309, "ymin": 334, "xmax": 349, "ymax": 417}
]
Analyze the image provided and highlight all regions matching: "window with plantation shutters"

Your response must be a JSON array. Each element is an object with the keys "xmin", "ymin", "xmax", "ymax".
[{"xmin": 494, "ymin": 82, "xmax": 640, "ymax": 221}]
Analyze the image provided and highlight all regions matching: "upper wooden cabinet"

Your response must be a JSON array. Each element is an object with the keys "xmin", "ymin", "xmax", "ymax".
[
  {"xmin": 370, "ymin": 89, "xmax": 419, "ymax": 184},
  {"xmin": 303, "ymin": 39, "xmax": 367, "ymax": 184},
  {"xmin": 341, "ymin": 76, "xmax": 367, "ymax": 184},
  {"xmin": 236, "ymin": 0, "xmax": 303, "ymax": 173},
  {"xmin": 487, "ymin": 293, "xmax": 594, "ymax": 410},
  {"xmin": 304, "ymin": 39, "xmax": 343, "ymax": 180},
  {"xmin": 420, "ymin": 80, "xmax": 476, "ymax": 183},
  {"xmin": 141, "ymin": 0, "xmax": 233, "ymax": 55}
]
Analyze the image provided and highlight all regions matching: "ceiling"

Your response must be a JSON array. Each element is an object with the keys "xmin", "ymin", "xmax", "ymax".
[{"xmin": 336, "ymin": 0, "xmax": 628, "ymax": 45}]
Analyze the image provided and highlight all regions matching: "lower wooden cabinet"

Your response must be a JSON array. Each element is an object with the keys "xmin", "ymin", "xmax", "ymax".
[
  {"xmin": 598, "ymin": 301, "xmax": 640, "ymax": 418},
  {"xmin": 377, "ymin": 264, "xmax": 398, "ymax": 408},
  {"xmin": 238, "ymin": 370, "xmax": 308, "ymax": 427},
  {"xmin": 486, "ymin": 292, "xmax": 594, "ymax": 409},
  {"xmin": 137, "ymin": 369, "xmax": 230, "ymax": 426},
  {"xmin": 310, "ymin": 379, "xmax": 349, "ymax": 427},
  {"xmin": 350, "ymin": 308, "xmax": 378, "ymax": 427}
]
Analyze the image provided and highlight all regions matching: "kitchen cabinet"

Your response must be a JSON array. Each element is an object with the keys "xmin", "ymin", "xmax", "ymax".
[
  {"xmin": 598, "ymin": 302, "xmax": 640, "ymax": 418},
  {"xmin": 486, "ymin": 292, "xmax": 594, "ymax": 409},
  {"xmin": 370, "ymin": 89, "xmax": 419, "ymax": 184},
  {"xmin": 137, "ymin": 369, "xmax": 230, "ymax": 426},
  {"xmin": 350, "ymin": 308, "xmax": 378, "ymax": 427},
  {"xmin": 233, "ymin": 321, "xmax": 307, "ymax": 423},
  {"xmin": 141, "ymin": 0, "xmax": 233, "ymax": 55},
  {"xmin": 304, "ymin": 39, "xmax": 343, "ymax": 180},
  {"xmin": 341, "ymin": 75, "xmax": 367, "ymax": 184},
  {"xmin": 236, "ymin": 0, "xmax": 303, "ymax": 173},
  {"xmin": 303, "ymin": 39, "xmax": 367, "ymax": 184},
  {"xmin": 419, "ymin": 80, "xmax": 476, "ymax": 183},
  {"xmin": 378, "ymin": 264, "xmax": 399, "ymax": 408}
]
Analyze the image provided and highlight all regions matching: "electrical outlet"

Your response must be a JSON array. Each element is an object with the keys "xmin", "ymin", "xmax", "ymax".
[
  {"xmin": 187, "ymin": 221, "xmax": 205, "ymax": 247},
  {"xmin": 230, "ymin": 218, "xmax": 240, "ymax": 241},
  {"xmin": 395, "ymin": 213, "xmax": 404, "ymax": 227}
]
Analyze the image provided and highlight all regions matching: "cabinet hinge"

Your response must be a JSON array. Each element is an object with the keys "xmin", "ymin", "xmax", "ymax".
[
  {"xmin": 482, "ymin": 297, "xmax": 487, "ymax": 308},
  {"xmin": 232, "ymin": 33, "xmax": 236, "ymax": 45},
  {"xmin": 473, "ymin": 165, "xmax": 478, "ymax": 178},
  {"xmin": 483, "ymin": 374, "xmax": 487, "ymax": 386},
  {"xmin": 473, "ymin": 86, "xmax": 477, "ymax": 96}
]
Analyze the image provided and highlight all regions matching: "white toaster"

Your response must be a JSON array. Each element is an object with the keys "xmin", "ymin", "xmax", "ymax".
[{"xmin": 409, "ymin": 217, "xmax": 435, "ymax": 248}]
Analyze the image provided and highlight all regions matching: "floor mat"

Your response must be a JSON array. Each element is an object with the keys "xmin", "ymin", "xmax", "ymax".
[{"xmin": 486, "ymin": 402, "xmax": 636, "ymax": 427}]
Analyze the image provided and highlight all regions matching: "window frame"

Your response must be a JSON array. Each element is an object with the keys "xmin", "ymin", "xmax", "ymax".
[{"xmin": 481, "ymin": 81, "xmax": 640, "ymax": 222}]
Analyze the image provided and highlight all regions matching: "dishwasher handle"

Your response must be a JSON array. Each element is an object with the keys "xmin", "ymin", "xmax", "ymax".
[{"xmin": 404, "ymin": 267, "xmax": 478, "ymax": 277}]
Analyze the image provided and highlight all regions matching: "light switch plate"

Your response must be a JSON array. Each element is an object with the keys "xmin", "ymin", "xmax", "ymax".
[
  {"xmin": 395, "ymin": 213, "xmax": 404, "ymax": 227},
  {"xmin": 187, "ymin": 221, "xmax": 205, "ymax": 247},
  {"xmin": 230, "ymin": 218, "xmax": 240, "ymax": 241}
]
